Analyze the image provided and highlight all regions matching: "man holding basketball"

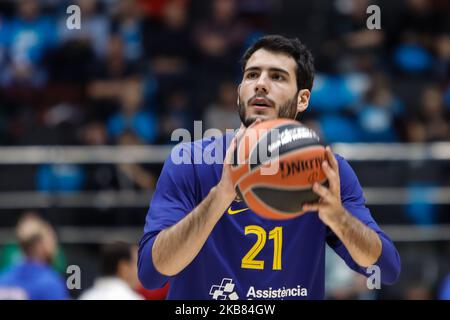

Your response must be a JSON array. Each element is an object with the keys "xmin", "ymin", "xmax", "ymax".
[{"xmin": 138, "ymin": 35, "xmax": 401, "ymax": 299}]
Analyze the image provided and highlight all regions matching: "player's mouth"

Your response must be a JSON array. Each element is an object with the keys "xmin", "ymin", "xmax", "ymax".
[{"xmin": 249, "ymin": 97, "xmax": 274, "ymax": 110}]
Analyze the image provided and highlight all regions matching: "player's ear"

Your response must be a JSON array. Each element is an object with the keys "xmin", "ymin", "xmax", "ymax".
[
  {"xmin": 296, "ymin": 89, "xmax": 310, "ymax": 114},
  {"xmin": 237, "ymin": 84, "xmax": 241, "ymax": 107}
]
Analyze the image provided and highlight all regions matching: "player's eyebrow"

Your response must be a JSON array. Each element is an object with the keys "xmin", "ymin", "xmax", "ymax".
[{"xmin": 244, "ymin": 66, "xmax": 290, "ymax": 77}]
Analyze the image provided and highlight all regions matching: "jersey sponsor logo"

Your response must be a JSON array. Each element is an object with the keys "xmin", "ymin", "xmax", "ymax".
[
  {"xmin": 209, "ymin": 278, "xmax": 239, "ymax": 300},
  {"xmin": 209, "ymin": 278, "xmax": 308, "ymax": 300}
]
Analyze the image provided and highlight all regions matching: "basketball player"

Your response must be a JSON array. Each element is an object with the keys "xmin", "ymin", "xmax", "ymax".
[{"xmin": 138, "ymin": 35, "xmax": 401, "ymax": 299}]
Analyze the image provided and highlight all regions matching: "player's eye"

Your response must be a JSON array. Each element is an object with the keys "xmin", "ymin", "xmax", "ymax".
[
  {"xmin": 246, "ymin": 72, "xmax": 258, "ymax": 79},
  {"xmin": 272, "ymin": 73, "xmax": 285, "ymax": 81}
]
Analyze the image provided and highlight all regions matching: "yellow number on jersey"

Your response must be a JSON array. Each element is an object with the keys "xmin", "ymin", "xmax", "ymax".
[
  {"xmin": 241, "ymin": 225, "xmax": 283, "ymax": 270},
  {"xmin": 269, "ymin": 227, "xmax": 282, "ymax": 270}
]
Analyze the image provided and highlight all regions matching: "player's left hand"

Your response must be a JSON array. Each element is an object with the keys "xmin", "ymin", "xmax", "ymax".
[{"xmin": 302, "ymin": 146, "xmax": 346, "ymax": 226}]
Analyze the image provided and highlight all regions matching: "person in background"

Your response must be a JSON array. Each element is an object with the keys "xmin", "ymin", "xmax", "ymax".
[
  {"xmin": 0, "ymin": 211, "xmax": 67, "ymax": 275},
  {"xmin": 58, "ymin": 0, "xmax": 109, "ymax": 59},
  {"xmin": 110, "ymin": 0, "xmax": 144, "ymax": 64},
  {"xmin": 79, "ymin": 242, "xmax": 143, "ymax": 300},
  {"xmin": 406, "ymin": 86, "xmax": 449, "ymax": 142},
  {"xmin": 356, "ymin": 74, "xmax": 403, "ymax": 142},
  {"xmin": 116, "ymin": 130, "xmax": 156, "ymax": 190},
  {"xmin": 0, "ymin": 213, "xmax": 69, "ymax": 300},
  {"xmin": 107, "ymin": 77, "xmax": 158, "ymax": 144},
  {"xmin": 159, "ymin": 88, "xmax": 192, "ymax": 143},
  {"xmin": 0, "ymin": 0, "xmax": 57, "ymax": 87},
  {"xmin": 204, "ymin": 80, "xmax": 241, "ymax": 134}
]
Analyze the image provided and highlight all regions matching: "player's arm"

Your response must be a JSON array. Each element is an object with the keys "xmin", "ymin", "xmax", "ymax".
[
  {"xmin": 303, "ymin": 147, "xmax": 382, "ymax": 268},
  {"xmin": 152, "ymin": 125, "xmax": 249, "ymax": 276},
  {"xmin": 152, "ymin": 183, "xmax": 233, "ymax": 276}
]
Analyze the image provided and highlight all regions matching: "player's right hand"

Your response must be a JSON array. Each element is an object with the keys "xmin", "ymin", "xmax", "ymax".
[{"xmin": 217, "ymin": 119, "xmax": 261, "ymax": 204}]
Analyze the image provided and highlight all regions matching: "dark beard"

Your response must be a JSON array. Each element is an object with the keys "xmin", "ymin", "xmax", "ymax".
[{"xmin": 238, "ymin": 92, "xmax": 299, "ymax": 127}]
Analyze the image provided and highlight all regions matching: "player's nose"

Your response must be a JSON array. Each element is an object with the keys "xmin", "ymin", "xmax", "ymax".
[{"xmin": 254, "ymin": 73, "xmax": 269, "ymax": 94}]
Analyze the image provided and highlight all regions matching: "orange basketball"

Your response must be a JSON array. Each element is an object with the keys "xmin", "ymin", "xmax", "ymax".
[{"xmin": 230, "ymin": 118, "xmax": 327, "ymax": 220}]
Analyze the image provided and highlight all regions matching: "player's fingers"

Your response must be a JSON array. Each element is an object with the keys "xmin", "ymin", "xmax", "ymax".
[
  {"xmin": 302, "ymin": 203, "xmax": 321, "ymax": 212},
  {"xmin": 322, "ymin": 161, "xmax": 339, "ymax": 195},
  {"xmin": 325, "ymin": 146, "xmax": 339, "ymax": 172},
  {"xmin": 231, "ymin": 120, "xmax": 262, "ymax": 165},
  {"xmin": 224, "ymin": 129, "xmax": 242, "ymax": 165},
  {"xmin": 312, "ymin": 182, "xmax": 332, "ymax": 201}
]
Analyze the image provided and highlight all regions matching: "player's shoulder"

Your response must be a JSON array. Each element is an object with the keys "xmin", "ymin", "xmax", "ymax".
[{"xmin": 334, "ymin": 153, "xmax": 359, "ymax": 181}]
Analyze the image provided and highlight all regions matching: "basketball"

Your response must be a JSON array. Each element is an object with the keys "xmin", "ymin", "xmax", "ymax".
[{"xmin": 230, "ymin": 119, "xmax": 327, "ymax": 220}]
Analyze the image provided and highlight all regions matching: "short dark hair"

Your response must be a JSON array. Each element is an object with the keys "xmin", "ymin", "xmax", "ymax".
[
  {"xmin": 100, "ymin": 242, "xmax": 133, "ymax": 276},
  {"xmin": 240, "ymin": 35, "xmax": 315, "ymax": 91}
]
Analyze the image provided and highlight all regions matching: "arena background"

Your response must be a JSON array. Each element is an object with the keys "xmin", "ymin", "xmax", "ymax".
[{"xmin": 0, "ymin": 0, "xmax": 449, "ymax": 300}]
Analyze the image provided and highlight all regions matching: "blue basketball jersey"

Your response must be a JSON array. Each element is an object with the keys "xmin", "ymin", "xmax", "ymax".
[{"xmin": 138, "ymin": 134, "xmax": 401, "ymax": 300}]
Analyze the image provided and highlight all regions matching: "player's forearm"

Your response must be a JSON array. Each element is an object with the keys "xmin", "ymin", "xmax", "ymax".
[
  {"xmin": 152, "ymin": 184, "xmax": 233, "ymax": 276},
  {"xmin": 327, "ymin": 209, "xmax": 382, "ymax": 268}
]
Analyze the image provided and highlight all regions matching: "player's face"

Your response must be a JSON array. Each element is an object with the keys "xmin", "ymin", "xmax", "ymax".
[{"xmin": 238, "ymin": 49, "xmax": 300, "ymax": 127}]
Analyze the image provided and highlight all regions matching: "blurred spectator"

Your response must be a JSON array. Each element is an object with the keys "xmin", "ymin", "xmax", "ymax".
[
  {"xmin": 78, "ymin": 120, "xmax": 120, "ymax": 191},
  {"xmin": 32, "ymin": 103, "xmax": 86, "ymax": 192},
  {"xmin": 192, "ymin": 0, "xmax": 250, "ymax": 106},
  {"xmin": 204, "ymin": 80, "xmax": 241, "ymax": 132},
  {"xmin": 393, "ymin": 42, "xmax": 434, "ymax": 75},
  {"xmin": 0, "ymin": 211, "xmax": 67, "ymax": 275},
  {"xmin": 434, "ymin": 35, "xmax": 450, "ymax": 81},
  {"xmin": 310, "ymin": 74, "xmax": 359, "ymax": 112},
  {"xmin": 110, "ymin": 0, "xmax": 144, "ymax": 64},
  {"xmin": 0, "ymin": 0, "xmax": 57, "ymax": 87},
  {"xmin": 36, "ymin": 163, "xmax": 85, "ymax": 193},
  {"xmin": 406, "ymin": 86, "xmax": 449, "ymax": 142},
  {"xmin": 92, "ymin": 35, "xmax": 138, "ymax": 81},
  {"xmin": 79, "ymin": 120, "xmax": 108, "ymax": 146},
  {"xmin": 115, "ymin": 131, "xmax": 156, "ymax": 190},
  {"xmin": 144, "ymin": 0, "xmax": 193, "ymax": 103},
  {"xmin": 356, "ymin": 74, "xmax": 403, "ymax": 142},
  {"xmin": 317, "ymin": 115, "xmax": 361, "ymax": 143},
  {"xmin": 87, "ymin": 37, "xmax": 140, "ymax": 117},
  {"xmin": 79, "ymin": 242, "xmax": 143, "ymax": 300},
  {"xmin": 331, "ymin": 0, "xmax": 384, "ymax": 51},
  {"xmin": 145, "ymin": 0, "xmax": 192, "ymax": 77},
  {"xmin": 388, "ymin": 0, "xmax": 446, "ymax": 76},
  {"xmin": 159, "ymin": 87, "xmax": 192, "ymax": 143},
  {"xmin": 0, "ymin": 14, "xmax": 7, "ymax": 68},
  {"xmin": 0, "ymin": 213, "xmax": 69, "ymax": 300},
  {"xmin": 393, "ymin": 0, "xmax": 445, "ymax": 41},
  {"xmin": 325, "ymin": 246, "xmax": 374, "ymax": 300},
  {"xmin": 107, "ymin": 77, "xmax": 158, "ymax": 143},
  {"xmin": 58, "ymin": 0, "xmax": 109, "ymax": 58},
  {"xmin": 193, "ymin": 0, "xmax": 245, "ymax": 62},
  {"xmin": 404, "ymin": 182, "xmax": 439, "ymax": 225}
]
